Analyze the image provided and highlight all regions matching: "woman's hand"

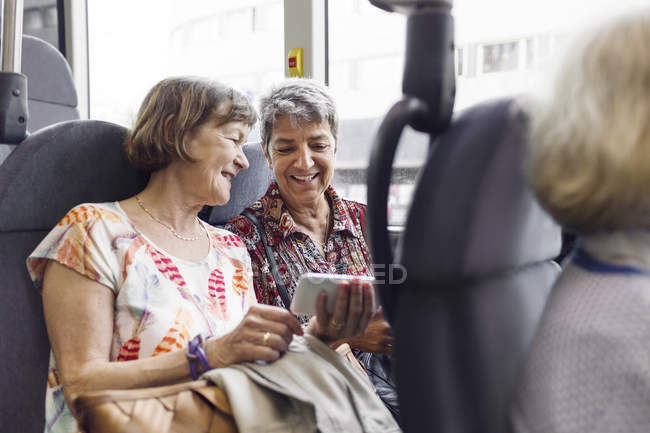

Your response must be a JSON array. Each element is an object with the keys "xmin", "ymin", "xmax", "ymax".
[
  {"xmin": 346, "ymin": 307, "xmax": 394, "ymax": 354},
  {"xmin": 305, "ymin": 279, "xmax": 374, "ymax": 343},
  {"xmin": 206, "ymin": 304, "xmax": 303, "ymax": 367}
]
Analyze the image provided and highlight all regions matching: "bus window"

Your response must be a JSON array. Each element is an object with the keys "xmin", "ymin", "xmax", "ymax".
[
  {"xmin": 87, "ymin": 0, "xmax": 284, "ymax": 140},
  {"xmin": 84, "ymin": 0, "xmax": 649, "ymax": 223},
  {"xmin": 330, "ymin": 0, "xmax": 650, "ymax": 225},
  {"xmin": 24, "ymin": 0, "xmax": 62, "ymax": 53},
  {"xmin": 453, "ymin": 0, "xmax": 650, "ymax": 109},
  {"xmin": 328, "ymin": 0, "xmax": 428, "ymax": 226}
]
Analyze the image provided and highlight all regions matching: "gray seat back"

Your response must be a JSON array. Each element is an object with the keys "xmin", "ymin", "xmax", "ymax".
[
  {"xmin": 0, "ymin": 35, "xmax": 79, "ymax": 165},
  {"xmin": 0, "ymin": 120, "xmax": 147, "ymax": 433},
  {"xmin": 206, "ymin": 142, "xmax": 272, "ymax": 226},
  {"xmin": 22, "ymin": 35, "xmax": 79, "ymax": 132},
  {"xmin": 512, "ymin": 260, "xmax": 650, "ymax": 433},
  {"xmin": 394, "ymin": 98, "xmax": 562, "ymax": 433}
]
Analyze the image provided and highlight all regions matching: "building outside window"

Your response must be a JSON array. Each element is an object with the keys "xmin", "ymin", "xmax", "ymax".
[
  {"xmin": 23, "ymin": 0, "xmax": 61, "ymax": 52},
  {"xmin": 87, "ymin": 0, "xmax": 284, "ymax": 137},
  {"xmin": 482, "ymin": 41, "xmax": 519, "ymax": 73}
]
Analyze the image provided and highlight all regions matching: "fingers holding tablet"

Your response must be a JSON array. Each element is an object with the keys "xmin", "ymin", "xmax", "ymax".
[
  {"xmin": 306, "ymin": 276, "xmax": 376, "ymax": 341},
  {"xmin": 290, "ymin": 273, "xmax": 375, "ymax": 316}
]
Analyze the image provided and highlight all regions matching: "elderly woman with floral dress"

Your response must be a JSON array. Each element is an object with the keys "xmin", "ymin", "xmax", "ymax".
[{"xmin": 27, "ymin": 77, "xmax": 377, "ymax": 433}]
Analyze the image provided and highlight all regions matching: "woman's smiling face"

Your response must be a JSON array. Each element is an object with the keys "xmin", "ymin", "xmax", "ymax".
[
  {"xmin": 182, "ymin": 119, "xmax": 250, "ymax": 206},
  {"xmin": 265, "ymin": 116, "xmax": 336, "ymax": 209}
]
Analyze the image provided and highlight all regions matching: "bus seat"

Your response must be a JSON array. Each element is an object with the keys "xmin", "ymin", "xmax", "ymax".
[
  {"xmin": 0, "ymin": 120, "xmax": 147, "ymax": 433},
  {"xmin": 0, "ymin": 35, "xmax": 80, "ymax": 165},
  {"xmin": 511, "ymin": 256, "xmax": 650, "ymax": 432},
  {"xmin": 394, "ymin": 98, "xmax": 562, "ymax": 433},
  {"xmin": 206, "ymin": 142, "xmax": 272, "ymax": 226},
  {"xmin": 22, "ymin": 35, "xmax": 79, "ymax": 132}
]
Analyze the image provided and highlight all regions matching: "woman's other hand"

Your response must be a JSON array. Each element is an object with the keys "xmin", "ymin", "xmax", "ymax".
[
  {"xmin": 206, "ymin": 304, "xmax": 303, "ymax": 367},
  {"xmin": 306, "ymin": 279, "xmax": 374, "ymax": 343},
  {"xmin": 347, "ymin": 307, "xmax": 394, "ymax": 354}
]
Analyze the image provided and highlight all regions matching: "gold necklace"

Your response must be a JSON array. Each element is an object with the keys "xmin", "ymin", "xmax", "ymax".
[{"xmin": 135, "ymin": 195, "xmax": 202, "ymax": 241}]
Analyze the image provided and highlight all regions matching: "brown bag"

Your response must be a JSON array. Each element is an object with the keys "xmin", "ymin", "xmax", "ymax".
[{"xmin": 74, "ymin": 380, "xmax": 238, "ymax": 433}]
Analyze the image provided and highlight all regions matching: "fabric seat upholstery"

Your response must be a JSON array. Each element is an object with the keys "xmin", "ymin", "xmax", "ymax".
[
  {"xmin": 206, "ymin": 142, "xmax": 272, "ymax": 226},
  {"xmin": 0, "ymin": 35, "xmax": 80, "ymax": 165},
  {"xmin": 0, "ymin": 120, "xmax": 147, "ymax": 433},
  {"xmin": 512, "ymin": 260, "xmax": 650, "ymax": 433},
  {"xmin": 393, "ymin": 98, "xmax": 562, "ymax": 433},
  {"xmin": 22, "ymin": 35, "xmax": 79, "ymax": 132}
]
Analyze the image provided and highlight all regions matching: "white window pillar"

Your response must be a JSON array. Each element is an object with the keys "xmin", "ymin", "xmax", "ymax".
[
  {"xmin": 283, "ymin": 0, "xmax": 327, "ymax": 83},
  {"xmin": 63, "ymin": 0, "xmax": 89, "ymax": 119}
]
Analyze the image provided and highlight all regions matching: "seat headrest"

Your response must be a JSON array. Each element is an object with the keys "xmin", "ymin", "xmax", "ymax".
[
  {"xmin": 22, "ymin": 35, "xmax": 77, "ymax": 108},
  {"xmin": 22, "ymin": 35, "xmax": 80, "ymax": 132},
  {"xmin": 400, "ymin": 98, "xmax": 561, "ymax": 282},
  {"xmin": 207, "ymin": 142, "xmax": 272, "ymax": 226},
  {"xmin": 0, "ymin": 120, "xmax": 148, "ymax": 232}
]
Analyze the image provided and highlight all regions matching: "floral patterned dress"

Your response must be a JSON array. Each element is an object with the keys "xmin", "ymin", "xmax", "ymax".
[{"xmin": 26, "ymin": 202, "xmax": 256, "ymax": 433}]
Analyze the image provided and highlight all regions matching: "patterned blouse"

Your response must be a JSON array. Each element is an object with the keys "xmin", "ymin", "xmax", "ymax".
[
  {"xmin": 27, "ymin": 202, "xmax": 256, "ymax": 433},
  {"xmin": 225, "ymin": 182, "xmax": 373, "ymax": 321}
]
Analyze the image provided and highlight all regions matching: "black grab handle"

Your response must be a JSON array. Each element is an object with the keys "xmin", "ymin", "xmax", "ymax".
[
  {"xmin": 365, "ymin": 6, "xmax": 455, "ymax": 322},
  {"xmin": 367, "ymin": 97, "xmax": 429, "ymax": 322}
]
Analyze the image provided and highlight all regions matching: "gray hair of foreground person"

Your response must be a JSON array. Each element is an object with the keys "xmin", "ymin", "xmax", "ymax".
[
  {"xmin": 258, "ymin": 79, "xmax": 339, "ymax": 152},
  {"xmin": 526, "ymin": 8, "xmax": 650, "ymax": 233}
]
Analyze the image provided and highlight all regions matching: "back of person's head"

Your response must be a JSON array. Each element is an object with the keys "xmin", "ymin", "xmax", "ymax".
[
  {"xmin": 125, "ymin": 76, "xmax": 257, "ymax": 172},
  {"xmin": 527, "ymin": 8, "xmax": 650, "ymax": 233},
  {"xmin": 258, "ymin": 78, "xmax": 338, "ymax": 152}
]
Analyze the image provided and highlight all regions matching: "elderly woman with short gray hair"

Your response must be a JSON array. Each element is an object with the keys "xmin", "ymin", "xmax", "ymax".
[{"xmin": 226, "ymin": 79, "xmax": 398, "ymax": 419}]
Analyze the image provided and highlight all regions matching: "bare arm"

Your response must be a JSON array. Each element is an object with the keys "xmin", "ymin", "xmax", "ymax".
[
  {"xmin": 43, "ymin": 262, "xmax": 198, "ymax": 410},
  {"xmin": 43, "ymin": 261, "xmax": 303, "ymax": 412}
]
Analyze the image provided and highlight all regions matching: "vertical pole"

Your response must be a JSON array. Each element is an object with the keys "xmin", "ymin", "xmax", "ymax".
[
  {"xmin": 2, "ymin": 0, "xmax": 24, "ymax": 72},
  {"xmin": 64, "ymin": 0, "xmax": 90, "ymax": 119},
  {"xmin": 0, "ymin": 0, "xmax": 27, "ymax": 143},
  {"xmin": 283, "ymin": 0, "xmax": 327, "ymax": 82}
]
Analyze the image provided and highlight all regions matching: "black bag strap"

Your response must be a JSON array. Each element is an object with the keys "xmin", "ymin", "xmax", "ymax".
[{"xmin": 242, "ymin": 209, "xmax": 292, "ymax": 310}]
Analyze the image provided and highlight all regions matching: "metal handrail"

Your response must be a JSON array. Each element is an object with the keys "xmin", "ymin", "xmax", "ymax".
[
  {"xmin": 1, "ymin": 0, "xmax": 24, "ymax": 72},
  {"xmin": 0, "ymin": 0, "xmax": 27, "ymax": 143}
]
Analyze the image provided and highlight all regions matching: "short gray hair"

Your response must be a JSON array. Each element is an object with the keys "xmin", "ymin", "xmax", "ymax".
[
  {"xmin": 526, "ymin": 8, "xmax": 650, "ymax": 233},
  {"xmin": 258, "ymin": 79, "xmax": 338, "ymax": 152}
]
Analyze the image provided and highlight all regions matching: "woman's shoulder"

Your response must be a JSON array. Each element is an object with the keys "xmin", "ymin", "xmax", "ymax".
[
  {"xmin": 27, "ymin": 202, "xmax": 126, "ymax": 291},
  {"xmin": 327, "ymin": 184, "xmax": 366, "ymax": 217},
  {"xmin": 56, "ymin": 201, "xmax": 125, "ymax": 227},
  {"xmin": 340, "ymin": 198, "xmax": 367, "ymax": 222},
  {"xmin": 224, "ymin": 202, "xmax": 263, "ymax": 238},
  {"xmin": 204, "ymin": 224, "xmax": 248, "ymax": 251},
  {"xmin": 342, "ymin": 199, "xmax": 366, "ymax": 212}
]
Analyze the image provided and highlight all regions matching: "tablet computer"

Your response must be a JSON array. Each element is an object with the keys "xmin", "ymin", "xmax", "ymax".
[{"xmin": 290, "ymin": 272, "xmax": 376, "ymax": 316}]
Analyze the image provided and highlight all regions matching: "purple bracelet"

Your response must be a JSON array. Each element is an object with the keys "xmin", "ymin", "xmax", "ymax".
[{"xmin": 186, "ymin": 334, "xmax": 211, "ymax": 380}]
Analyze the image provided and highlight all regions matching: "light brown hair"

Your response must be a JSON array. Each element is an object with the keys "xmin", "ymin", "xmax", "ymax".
[
  {"xmin": 125, "ymin": 76, "xmax": 257, "ymax": 172},
  {"xmin": 527, "ymin": 8, "xmax": 650, "ymax": 232}
]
